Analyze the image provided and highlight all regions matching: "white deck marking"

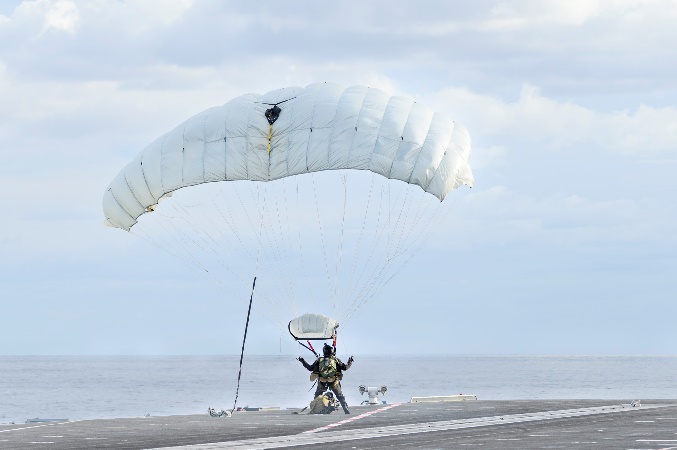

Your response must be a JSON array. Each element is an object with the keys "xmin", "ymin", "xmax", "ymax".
[
  {"xmin": 0, "ymin": 423, "xmax": 62, "ymax": 433},
  {"xmin": 302, "ymin": 402, "xmax": 402, "ymax": 433},
  {"xmin": 154, "ymin": 403, "xmax": 674, "ymax": 449}
]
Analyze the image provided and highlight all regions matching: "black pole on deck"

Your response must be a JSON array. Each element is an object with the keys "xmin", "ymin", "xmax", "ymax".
[{"xmin": 230, "ymin": 276, "xmax": 256, "ymax": 415}]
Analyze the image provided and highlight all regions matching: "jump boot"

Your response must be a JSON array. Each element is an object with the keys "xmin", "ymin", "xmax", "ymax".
[{"xmin": 337, "ymin": 395, "xmax": 350, "ymax": 414}]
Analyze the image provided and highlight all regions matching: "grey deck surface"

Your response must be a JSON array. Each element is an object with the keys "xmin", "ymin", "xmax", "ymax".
[{"xmin": 1, "ymin": 400, "xmax": 676, "ymax": 449}]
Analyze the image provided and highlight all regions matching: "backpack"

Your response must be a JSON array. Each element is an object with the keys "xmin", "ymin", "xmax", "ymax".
[
  {"xmin": 318, "ymin": 357, "xmax": 337, "ymax": 379},
  {"xmin": 309, "ymin": 394, "xmax": 337, "ymax": 414}
]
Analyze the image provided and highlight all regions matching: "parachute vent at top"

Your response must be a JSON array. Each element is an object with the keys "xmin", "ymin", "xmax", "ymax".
[
  {"xmin": 102, "ymin": 82, "xmax": 474, "ymax": 231},
  {"xmin": 288, "ymin": 313, "xmax": 339, "ymax": 341}
]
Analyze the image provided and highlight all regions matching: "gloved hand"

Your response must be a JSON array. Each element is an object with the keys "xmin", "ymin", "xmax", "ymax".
[
  {"xmin": 297, "ymin": 356, "xmax": 306, "ymax": 363},
  {"xmin": 347, "ymin": 356, "xmax": 354, "ymax": 364}
]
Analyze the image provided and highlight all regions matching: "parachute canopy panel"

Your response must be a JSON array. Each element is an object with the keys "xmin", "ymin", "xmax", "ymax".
[
  {"xmin": 103, "ymin": 82, "xmax": 474, "ymax": 231},
  {"xmin": 288, "ymin": 313, "xmax": 339, "ymax": 341}
]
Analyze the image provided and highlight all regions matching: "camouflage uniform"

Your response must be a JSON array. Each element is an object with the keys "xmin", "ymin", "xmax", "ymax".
[{"xmin": 299, "ymin": 353, "xmax": 353, "ymax": 414}]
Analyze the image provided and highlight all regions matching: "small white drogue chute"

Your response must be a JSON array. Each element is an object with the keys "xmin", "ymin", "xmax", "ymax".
[
  {"xmin": 288, "ymin": 313, "xmax": 339, "ymax": 356},
  {"xmin": 288, "ymin": 313, "xmax": 338, "ymax": 340}
]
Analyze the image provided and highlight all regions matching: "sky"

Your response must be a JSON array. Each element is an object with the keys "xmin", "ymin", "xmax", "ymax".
[{"xmin": 1, "ymin": 0, "xmax": 676, "ymax": 355}]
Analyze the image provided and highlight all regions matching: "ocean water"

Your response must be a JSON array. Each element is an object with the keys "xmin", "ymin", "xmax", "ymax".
[{"xmin": 1, "ymin": 355, "xmax": 676, "ymax": 424}]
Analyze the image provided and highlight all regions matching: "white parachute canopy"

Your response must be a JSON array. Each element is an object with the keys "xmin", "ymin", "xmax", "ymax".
[
  {"xmin": 102, "ymin": 82, "xmax": 473, "ymax": 331},
  {"xmin": 288, "ymin": 313, "xmax": 339, "ymax": 341},
  {"xmin": 103, "ymin": 82, "xmax": 473, "ymax": 231}
]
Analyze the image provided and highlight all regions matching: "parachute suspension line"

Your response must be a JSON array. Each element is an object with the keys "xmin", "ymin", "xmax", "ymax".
[
  {"xmin": 252, "ymin": 183, "xmax": 288, "ymax": 323},
  {"xmin": 132, "ymin": 226, "xmax": 184, "ymax": 268},
  {"xmin": 342, "ymin": 251, "xmax": 418, "ymax": 326},
  {"xmin": 153, "ymin": 199, "xmax": 284, "ymax": 328},
  {"xmin": 341, "ymin": 181, "xmax": 429, "ymax": 326},
  {"xmin": 176, "ymin": 185, "xmax": 284, "ymax": 329},
  {"xmin": 337, "ymin": 172, "xmax": 376, "ymax": 325},
  {"xmin": 294, "ymin": 176, "xmax": 309, "ymax": 307},
  {"xmin": 233, "ymin": 183, "xmax": 265, "ymax": 257},
  {"xmin": 226, "ymin": 182, "xmax": 289, "ymax": 321},
  {"xmin": 306, "ymin": 340, "xmax": 318, "ymax": 357},
  {"xmin": 253, "ymin": 183, "xmax": 294, "ymax": 326},
  {"xmin": 169, "ymin": 198, "xmax": 287, "ymax": 326},
  {"xmin": 297, "ymin": 341, "xmax": 317, "ymax": 357},
  {"xmin": 342, "ymin": 181, "xmax": 390, "ymax": 317},
  {"xmin": 342, "ymin": 211, "xmax": 436, "ymax": 328},
  {"xmin": 231, "ymin": 276, "xmax": 256, "ymax": 415},
  {"xmin": 389, "ymin": 188, "xmax": 431, "ymax": 260},
  {"xmin": 255, "ymin": 183, "xmax": 264, "ymax": 271},
  {"xmin": 134, "ymin": 210, "xmax": 287, "ymax": 329},
  {"xmin": 153, "ymin": 208, "xmax": 214, "ymax": 273},
  {"xmin": 362, "ymin": 185, "xmax": 410, "ymax": 282},
  {"xmin": 253, "ymin": 181, "xmax": 296, "ymax": 316},
  {"xmin": 209, "ymin": 194, "xmax": 256, "ymax": 261},
  {"xmin": 175, "ymin": 202, "xmax": 225, "ymax": 256},
  {"xmin": 333, "ymin": 172, "xmax": 349, "ymax": 311},
  {"xmin": 311, "ymin": 173, "xmax": 333, "ymax": 305},
  {"xmin": 131, "ymin": 226, "xmax": 212, "ymax": 283},
  {"xmin": 390, "ymin": 188, "xmax": 438, "ymax": 261},
  {"xmin": 345, "ymin": 181, "xmax": 409, "ymax": 319},
  {"xmin": 383, "ymin": 181, "xmax": 411, "ymax": 261},
  {"xmin": 265, "ymin": 180, "xmax": 298, "ymax": 310},
  {"xmin": 382, "ymin": 183, "xmax": 421, "ymax": 253},
  {"xmin": 204, "ymin": 186, "xmax": 288, "ymax": 329},
  {"xmin": 135, "ymin": 215, "xmax": 218, "ymax": 288},
  {"xmin": 282, "ymin": 177, "xmax": 298, "ymax": 319},
  {"xmin": 346, "ymin": 174, "xmax": 376, "ymax": 297},
  {"xmin": 344, "ymin": 181, "xmax": 387, "ymax": 306},
  {"xmin": 342, "ymin": 192, "xmax": 466, "ymax": 327},
  {"xmin": 263, "ymin": 190, "xmax": 300, "ymax": 323}
]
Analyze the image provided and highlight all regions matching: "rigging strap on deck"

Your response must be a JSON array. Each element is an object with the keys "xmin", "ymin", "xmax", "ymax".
[{"xmin": 230, "ymin": 276, "xmax": 256, "ymax": 415}]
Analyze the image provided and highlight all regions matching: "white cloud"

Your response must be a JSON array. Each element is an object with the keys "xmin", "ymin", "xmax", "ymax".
[
  {"xmin": 125, "ymin": 0, "xmax": 194, "ymax": 27},
  {"xmin": 488, "ymin": 1, "xmax": 604, "ymax": 28},
  {"xmin": 425, "ymin": 85, "xmax": 677, "ymax": 156},
  {"xmin": 468, "ymin": 145, "xmax": 507, "ymax": 170},
  {"xmin": 440, "ymin": 184, "xmax": 676, "ymax": 251},
  {"xmin": 42, "ymin": 0, "xmax": 79, "ymax": 34}
]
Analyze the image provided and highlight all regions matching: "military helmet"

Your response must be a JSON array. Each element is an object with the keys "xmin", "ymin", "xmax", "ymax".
[{"xmin": 323, "ymin": 343, "xmax": 333, "ymax": 356}]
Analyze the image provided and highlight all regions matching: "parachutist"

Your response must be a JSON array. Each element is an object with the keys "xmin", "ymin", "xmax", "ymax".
[
  {"xmin": 308, "ymin": 391, "xmax": 339, "ymax": 414},
  {"xmin": 298, "ymin": 343, "xmax": 353, "ymax": 414}
]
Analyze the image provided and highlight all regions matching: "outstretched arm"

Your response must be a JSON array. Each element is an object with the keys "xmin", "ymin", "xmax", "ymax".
[
  {"xmin": 297, "ymin": 356, "xmax": 316, "ymax": 371},
  {"xmin": 338, "ymin": 356, "xmax": 354, "ymax": 371}
]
